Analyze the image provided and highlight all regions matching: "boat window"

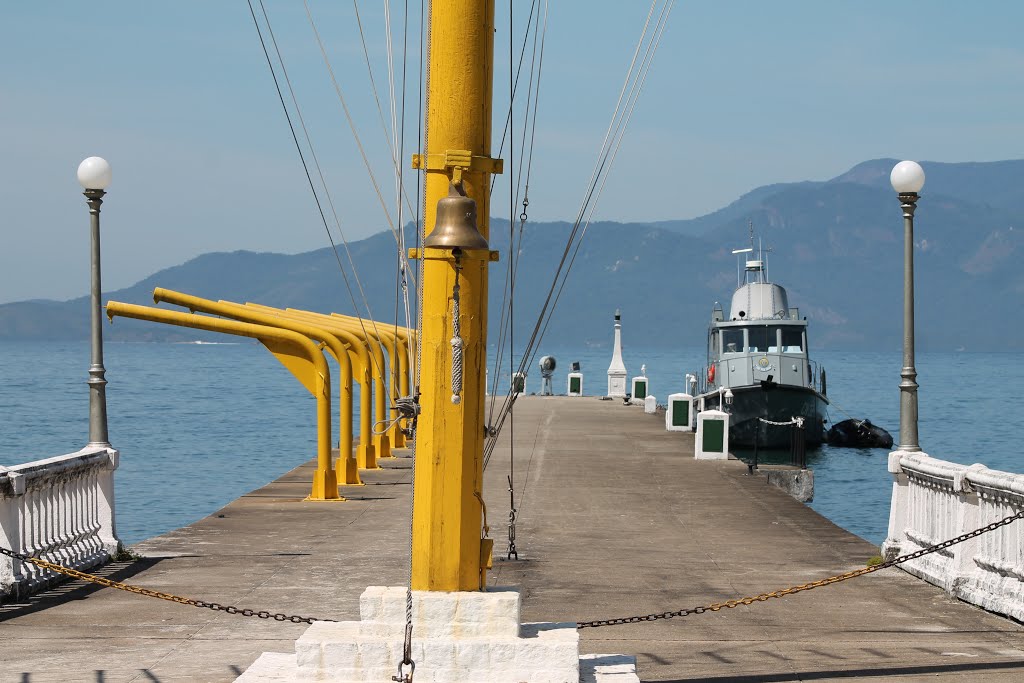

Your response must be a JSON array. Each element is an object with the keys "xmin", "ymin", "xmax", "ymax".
[
  {"xmin": 781, "ymin": 327, "xmax": 804, "ymax": 352},
  {"xmin": 746, "ymin": 326, "xmax": 780, "ymax": 353},
  {"xmin": 721, "ymin": 329, "xmax": 744, "ymax": 355},
  {"xmin": 709, "ymin": 329, "xmax": 720, "ymax": 357}
]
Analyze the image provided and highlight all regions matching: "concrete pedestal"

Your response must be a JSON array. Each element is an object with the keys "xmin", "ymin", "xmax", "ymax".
[{"xmin": 237, "ymin": 586, "xmax": 638, "ymax": 682}]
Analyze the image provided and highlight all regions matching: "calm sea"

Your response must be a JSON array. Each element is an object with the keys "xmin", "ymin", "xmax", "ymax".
[{"xmin": 2, "ymin": 341, "xmax": 1021, "ymax": 548}]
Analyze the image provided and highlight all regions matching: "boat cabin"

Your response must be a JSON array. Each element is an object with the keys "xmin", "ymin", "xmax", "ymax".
[{"xmin": 708, "ymin": 318, "xmax": 810, "ymax": 391}]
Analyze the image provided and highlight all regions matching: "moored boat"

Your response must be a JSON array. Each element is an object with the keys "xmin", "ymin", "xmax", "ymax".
[{"xmin": 697, "ymin": 230, "xmax": 828, "ymax": 447}]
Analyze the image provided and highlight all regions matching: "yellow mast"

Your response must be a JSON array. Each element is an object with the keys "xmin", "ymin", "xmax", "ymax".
[{"xmin": 411, "ymin": 0, "xmax": 501, "ymax": 591}]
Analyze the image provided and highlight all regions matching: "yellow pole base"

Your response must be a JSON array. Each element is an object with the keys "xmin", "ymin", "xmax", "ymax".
[
  {"xmin": 307, "ymin": 469, "xmax": 342, "ymax": 501},
  {"xmin": 375, "ymin": 433, "xmax": 393, "ymax": 459},
  {"xmin": 342, "ymin": 453, "xmax": 363, "ymax": 486},
  {"xmin": 392, "ymin": 427, "xmax": 407, "ymax": 449},
  {"xmin": 332, "ymin": 448, "xmax": 364, "ymax": 486},
  {"xmin": 358, "ymin": 443, "xmax": 380, "ymax": 471}
]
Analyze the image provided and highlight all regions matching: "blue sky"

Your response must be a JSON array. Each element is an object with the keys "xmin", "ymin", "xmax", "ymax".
[{"xmin": 2, "ymin": 1, "xmax": 1023, "ymax": 303}]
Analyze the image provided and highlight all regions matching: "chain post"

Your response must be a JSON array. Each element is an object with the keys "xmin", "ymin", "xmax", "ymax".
[{"xmin": 506, "ymin": 473, "xmax": 519, "ymax": 560}]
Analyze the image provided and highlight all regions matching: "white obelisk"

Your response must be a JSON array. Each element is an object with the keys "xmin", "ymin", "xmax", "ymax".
[{"xmin": 607, "ymin": 309, "xmax": 628, "ymax": 398}]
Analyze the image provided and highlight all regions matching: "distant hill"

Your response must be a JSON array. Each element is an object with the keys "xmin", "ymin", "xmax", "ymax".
[{"xmin": 2, "ymin": 159, "xmax": 1021, "ymax": 352}]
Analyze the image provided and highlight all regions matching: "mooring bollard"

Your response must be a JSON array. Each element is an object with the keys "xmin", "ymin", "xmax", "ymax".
[
  {"xmin": 644, "ymin": 395, "xmax": 657, "ymax": 414},
  {"xmin": 696, "ymin": 409, "xmax": 730, "ymax": 460}
]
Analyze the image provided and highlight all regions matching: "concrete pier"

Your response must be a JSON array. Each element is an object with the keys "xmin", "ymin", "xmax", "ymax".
[{"xmin": 2, "ymin": 397, "xmax": 1024, "ymax": 681}]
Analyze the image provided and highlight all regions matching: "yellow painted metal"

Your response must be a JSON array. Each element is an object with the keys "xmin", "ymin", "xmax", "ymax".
[
  {"xmin": 242, "ymin": 303, "xmax": 379, "ymax": 471},
  {"xmin": 104, "ymin": 301, "xmax": 341, "ymax": 501},
  {"xmin": 409, "ymin": 247, "xmax": 500, "ymax": 263},
  {"xmin": 329, "ymin": 313, "xmax": 412, "ymax": 448},
  {"xmin": 270, "ymin": 308, "xmax": 394, "ymax": 460},
  {"xmin": 412, "ymin": 0, "xmax": 498, "ymax": 591},
  {"xmin": 151, "ymin": 288, "xmax": 364, "ymax": 484}
]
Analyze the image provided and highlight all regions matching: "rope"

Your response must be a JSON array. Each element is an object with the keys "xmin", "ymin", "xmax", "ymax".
[{"xmin": 450, "ymin": 257, "xmax": 464, "ymax": 405}]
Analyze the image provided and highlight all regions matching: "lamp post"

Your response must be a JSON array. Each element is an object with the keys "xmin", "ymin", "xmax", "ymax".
[
  {"xmin": 78, "ymin": 156, "xmax": 112, "ymax": 448},
  {"xmin": 890, "ymin": 160, "xmax": 925, "ymax": 452}
]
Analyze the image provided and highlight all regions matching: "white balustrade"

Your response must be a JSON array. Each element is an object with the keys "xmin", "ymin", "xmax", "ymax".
[
  {"xmin": 884, "ymin": 451, "xmax": 1024, "ymax": 621},
  {"xmin": 0, "ymin": 446, "xmax": 120, "ymax": 600}
]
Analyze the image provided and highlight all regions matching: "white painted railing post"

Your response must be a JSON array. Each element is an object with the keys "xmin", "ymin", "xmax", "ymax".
[
  {"xmin": 882, "ymin": 451, "xmax": 911, "ymax": 560},
  {"xmin": 97, "ymin": 448, "xmax": 121, "ymax": 554},
  {"xmin": 884, "ymin": 451, "xmax": 1024, "ymax": 622},
  {"xmin": 0, "ymin": 447, "xmax": 121, "ymax": 600}
]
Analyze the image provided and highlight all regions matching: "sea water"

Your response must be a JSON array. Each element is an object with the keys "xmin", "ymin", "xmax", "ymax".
[{"xmin": 2, "ymin": 340, "xmax": 1021, "ymax": 547}]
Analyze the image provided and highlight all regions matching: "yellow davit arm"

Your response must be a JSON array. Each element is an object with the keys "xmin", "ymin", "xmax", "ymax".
[
  {"xmin": 151, "ymin": 287, "xmax": 363, "ymax": 484},
  {"xmin": 105, "ymin": 300, "xmax": 341, "ymax": 501},
  {"xmin": 242, "ymin": 303, "xmax": 382, "ymax": 468}
]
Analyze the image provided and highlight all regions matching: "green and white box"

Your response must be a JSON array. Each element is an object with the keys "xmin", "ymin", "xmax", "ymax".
[
  {"xmin": 567, "ymin": 372, "xmax": 583, "ymax": 397},
  {"xmin": 696, "ymin": 409, "xmax": 730, "ymax": 460},
  {"xmin": 666, "ymin": 393, "xmax": 693, "ymax": 432}
]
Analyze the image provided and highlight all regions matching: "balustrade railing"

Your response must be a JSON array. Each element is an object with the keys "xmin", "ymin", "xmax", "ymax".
[
  {"xmin": 884, "ymin": 451, "xmax": 1024, "ymax": 622},
  {"xmin": 1, "ymin": 446, "xmax": 120, "ymax": 601}
]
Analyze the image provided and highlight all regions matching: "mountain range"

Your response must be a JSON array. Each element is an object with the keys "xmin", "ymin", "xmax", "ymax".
[{"xmin": 2, "ymin": 158, "xmax": 1022, "ymax": 352}]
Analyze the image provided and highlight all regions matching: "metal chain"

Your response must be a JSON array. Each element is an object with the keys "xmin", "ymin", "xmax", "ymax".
[
  {"xmin": 506, "ymin": 474, "xmax": 519, "ymax": 560},
  {"xmin": 0, "ymin": 546, "xmax": 332, "ymax": 624},
  {"xmin": 577, "ymin": 508, "xmax": 1024, "ymax": 628}
]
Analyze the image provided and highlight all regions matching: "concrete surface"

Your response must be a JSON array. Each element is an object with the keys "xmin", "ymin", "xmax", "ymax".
[
  {"xmin": 1, "ymin": 396, "xmax": 1023, "ymax": 682},
  {"xmin": 759, "ymin": 465, "xmax": 814, "ymax": 502}
]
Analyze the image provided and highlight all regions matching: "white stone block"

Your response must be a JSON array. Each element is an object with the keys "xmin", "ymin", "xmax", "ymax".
[
  {"xmin": 455, "ymin": 640, "xmax": 494, "ymax": 670},
  {"xmin": 234, "ymin": 653, "xmax": 299, "ymax": 682},
  {"xmin": 413, "ymin": 590, "xmax": 458, "ymax": 638},
  {"xmin": 237, "ymin": 586, "xmax": 635, "ymax": 683},
  {"xmin": 665, "ymin": 393, "xmax": 693, "ymax": 432},
  {"xmin": 580, "ymin": 653, "xmax": 641, "ymax": 682},
  {"xmin": 643, "ymin": 395, "xmax": 657, "ymax": 414},
  {"xmin": 695, "ymin": 409, "xmax": 729, "ymax": 460},
  {"xmin": 358, "ymin": 585, "xmax": 388, "ymax": 621}
]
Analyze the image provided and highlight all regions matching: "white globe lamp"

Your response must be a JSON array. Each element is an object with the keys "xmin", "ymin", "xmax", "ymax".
[{"xmin": 77, "ymin": 156, "xmax": 112, "ymax": 191}]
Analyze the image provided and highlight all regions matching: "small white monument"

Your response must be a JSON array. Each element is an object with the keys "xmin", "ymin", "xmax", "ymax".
[{"xmin": 606, "ymin": 310, "xmax": 627, "ymax": 398}]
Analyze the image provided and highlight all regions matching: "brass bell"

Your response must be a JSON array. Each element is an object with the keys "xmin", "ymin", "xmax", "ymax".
[{"xmin": 423, "ymin": 184, "xmax": 489, "ymax": 250}]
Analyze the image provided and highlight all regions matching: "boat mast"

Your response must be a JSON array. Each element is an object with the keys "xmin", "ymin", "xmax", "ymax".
[{"xmin": 411, "ymin": 0, "xmax": 502, "ymax": 591}]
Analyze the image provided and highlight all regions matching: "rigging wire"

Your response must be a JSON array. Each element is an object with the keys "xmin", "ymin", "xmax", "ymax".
[
  {"xmin": 487, "ymin": 0, "xmax": 543, "ymax": 412},
  {"xmin": 526, "ymin": 0, "xmax": 674, "ymax": 372},
  {"xmin": 301, "ymin": 0, "xmax": 407, "ymax": 388},
  {"xmin": 352, "ymin": 1, "xmax": 422, "ymax": 234},
  {"xmin": 246, "ymin": 0, "xmax": 388, "ymax": 387},
  {"xmin": 303, "ymin": 0, "xmax": 399, "ymax": 245},
  {"xmin": 394, "ymin": 0, "xmax": 415, "ymax": 395},
  {"xmin": 490, "ymin": 0, "xmax": 674, "ymax": 459},
  {"xmin": 483, "ymin": 0, "xmax": 674, "ymax": 468}
]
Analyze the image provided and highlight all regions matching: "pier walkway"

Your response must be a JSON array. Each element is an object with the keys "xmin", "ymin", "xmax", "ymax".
[{"xmin": 3, "ymin": 396, "xmax": 1024, "ymax": 681}]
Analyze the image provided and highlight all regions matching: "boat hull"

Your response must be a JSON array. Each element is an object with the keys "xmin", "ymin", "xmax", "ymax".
[{"xmin": 708, "ymin": 384, "xmax": 827, "ymax": 448}]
